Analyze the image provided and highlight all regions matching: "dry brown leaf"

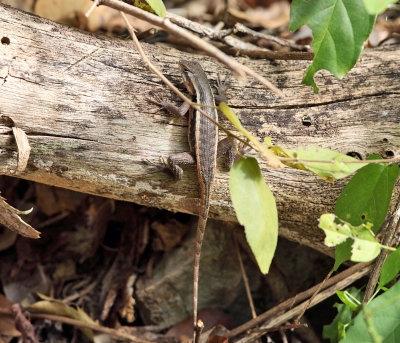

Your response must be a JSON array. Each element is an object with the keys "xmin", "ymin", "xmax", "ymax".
[
  {"xmin": 151, "ymin": 219, "xmax": 189, "ymax": 252},
  {"xmin": 208, "ymin": 335, "xmax": 229, "ymax": 343},
  {"xmin": 35, "ymin": 183, "xmax": 86, "ymax": 216},
  {"xmin": 34, "ymin": 0, "xmax": 150, "ymax": 33},
  {"xmin": 0, "ymin": 0, "xmax": 34, "ymax": 12},
  {"xmin": 0, "ymin": 196, "xmax": 40, "ymax": 239},
  {"xmin": 229, "ymin": 2, "xmax": 290, "ymax": 29},
  {"xmin": 0, "ymin": 294, "xmax": 20, "ymax": 337},
  {"xmin": 12, "ymin": 127, "xmax": 31, "ymax": 173}
]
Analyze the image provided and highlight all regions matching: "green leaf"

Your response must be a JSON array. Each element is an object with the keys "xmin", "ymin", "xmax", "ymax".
[
  {"xmin": 379, "ymin": 247, "xmax": 400, "ymax": 287},
  {"xmin": 334, "ymin": 163, "xmax": 399, "ymax": 269},
  {"xmin": 335, "ymin": 163, "xmax": 399, "ymax": 232},
  {"xmin": 363, "ymin": 0, "xmax": 397, "ymax": 14},
  {"xmin": 145, "ymin": 0, "xmax": 166, "ymax": 17},
  {"xmin": 324, "ymin": 287, "xmax": 363, "ymax": 342},
  {"xmin": 124, "ymin": 0, "xmax": 166, "ymax": 17},
  {"xmin": 324, "ymin": 302, "xmax": 353, "ymax": 343},
  {"xmin": 290, "ymin": 0, "xmax": 375, "ymax": 93},
  {"xmin": 340, "ymin": 280, "xmax": 400, "ymax": 343},
  {"xmin": 318, "ymin": 214, "xmax": 382, "ymax": 262},
  {"xmin": 220, "ymin": 103, "xmax": 284, "ymax": 168},
  {"xmin": 267, "ymin": 143, "xmax": 366, "ymax": 181},
  {"xmin": 296, "ymin": 146, "xmax": 367, "ymax": 181},
  {"xmin": 336, "ymin": 290, "xmax": 361, "ymax": 310},
  {"xmin": 230, "ymin": 157, "xmax": 278, "ymax": 274},
  {"xmin": 334, "ymin": 239, "xmax": 353, "ymax": 271}
]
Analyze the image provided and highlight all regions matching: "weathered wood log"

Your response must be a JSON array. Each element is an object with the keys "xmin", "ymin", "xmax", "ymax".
[{"xmin": 1, "ymin": 4, "xmax": 399, "ymax": 254}]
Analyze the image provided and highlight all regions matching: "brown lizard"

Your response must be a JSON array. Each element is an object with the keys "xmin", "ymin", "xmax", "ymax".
[{"xmin": 152, "ymin": 60, "xmax": 235, "ymax": 343}]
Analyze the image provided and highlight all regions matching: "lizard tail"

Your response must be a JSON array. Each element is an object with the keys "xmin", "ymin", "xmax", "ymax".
[{"xmin": 193, "ymin": 187, "xmax": 211, "ymax": 343}]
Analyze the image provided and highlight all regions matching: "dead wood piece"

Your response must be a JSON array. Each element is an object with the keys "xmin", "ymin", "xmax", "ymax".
[{"xmin": 0, "ymin": 4, "xmax": 400, "ymax": 254}]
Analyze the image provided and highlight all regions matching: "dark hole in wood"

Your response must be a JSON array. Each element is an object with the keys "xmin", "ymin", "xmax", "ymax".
[
  {"xmin": 383, "ymin": 138, "xmax": 389, "ymax": 143},
  {"xmin": 1, "ymin": 36, "xmax": 10, "ymax": 45},
  {"xmin": 386, "ymin": 150, "xmax": 394, "ymax": 158},
  {"xmin": 346, "ymin": 152, "xmax": 362, "ymax": 160},
  {"xmin": 302, "ymin": 116, "xmax": 312, "ymax": 127}
]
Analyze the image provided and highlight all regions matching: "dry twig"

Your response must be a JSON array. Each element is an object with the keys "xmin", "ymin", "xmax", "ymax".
[
  {"xmin": 227, "ymin": 262, "xmax": 372, "ymax": 340},
  {"xmin": 363, "ymin": 195, "xmax": 400, "ymax": 302},
  {"xmin": 233, "ymin": 263, "xmax": 371, "ymax": 342},
  {"xmin": 92, "ymin": 0, "xmax": 283, "ymax": 96}
]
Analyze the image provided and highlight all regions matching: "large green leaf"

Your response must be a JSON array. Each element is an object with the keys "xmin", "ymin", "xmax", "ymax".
[
  {"xmin": 379, "ymin": 247, "xmax": 400, "ymax": 287},
  {"xmin": 340, "ymin": 280, "xmax": 400, "ymax": 342},
  {"xmin": 230, "ymin": 157, "xmax": 278, "ymax": 274},
  {"xmin": 290, "ymin": 0, "xmax": 375, "ymax": 93},
  {"xmin": 363, "ymin": 0, "xmax": 397, "ymax": 14},
  {"xmin": 334, "ymin": 162, "xmax": 399, "ymax": 269},
  {"xmin": 335, "ymin": 163, "xmax": 399, "ymax": 232}
]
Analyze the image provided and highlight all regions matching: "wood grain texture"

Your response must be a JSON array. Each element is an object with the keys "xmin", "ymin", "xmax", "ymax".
[{"xmin": 0, "ymin": 4, "xmax": 399, "ymax": 254}]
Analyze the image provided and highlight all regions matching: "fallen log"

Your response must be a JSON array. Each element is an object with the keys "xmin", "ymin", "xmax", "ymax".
[{"xmin": 1, "ymin": 3, "xmax": 399, "ymax": 254}]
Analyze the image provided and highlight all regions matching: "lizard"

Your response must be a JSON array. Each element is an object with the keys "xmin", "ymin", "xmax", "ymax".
[{"xmin": 151, "ymin": 60, "xmax": 235, "ymax": 343}]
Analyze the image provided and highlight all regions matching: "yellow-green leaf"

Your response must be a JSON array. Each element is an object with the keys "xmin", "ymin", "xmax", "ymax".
[
  {"xmin": 297, "ymin": 146, "xmax": 367, "ymax": 181},
  {"xmin": 230, "ymin": 157, "xmax": 278, "ymax": 273},
  {"xmin": 318, "ymin": 214, "xmax": 386, "ymax": 262},
  {"xmin": 29, "ymin": 294, "xmax": 96, "ymax": 340},
  {"xmin": 124, "ymin": 0, "xmax": 166, "ymax": 17}
]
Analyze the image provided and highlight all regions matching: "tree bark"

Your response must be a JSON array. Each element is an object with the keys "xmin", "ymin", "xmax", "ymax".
[{"xmin": 0, "ymin": 3, "xmax": 399, "ymax": 254}]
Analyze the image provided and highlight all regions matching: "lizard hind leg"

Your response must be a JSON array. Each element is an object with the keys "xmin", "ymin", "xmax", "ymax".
[{"xmin": 165, "ymin": 152, "xmax": 196, "ymax": 180}]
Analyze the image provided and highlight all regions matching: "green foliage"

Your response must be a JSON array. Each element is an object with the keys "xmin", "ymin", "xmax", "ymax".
[
  {"xmin": 318, "ymin": 214, "xmax": 386, "ymax": 262},
  {"xmin": 379, "ymin": 246, "xmax": 400, "ymax": 287},
  {"xmin": 290, "ymin": 0, "xmax": 375, "ymax": 93},
  {"xmin": 323, "ymin": 287, "xmax": 363, "ymax": 343},
  {"xmin": 296, "ymin": 146, "xmax": 366, "ymax": 181},
  {"xmin": 334, "ymin": 239, "xmax": 353, "ymax": 271},
  {"xmin": 334, "ymin": 162, "xmax": 399, "ymax": 269},
  {"xmin": 336, "ymin": 290, "xmax": 361, "ymax": 311},
  {"xmin": 267, "ymin": 143, "xmax": 366, "ymax": 181},
  {"xmin": 145, "ymin": 0, "xmax": 166, "ymax": 17},
  {"xmin": 340, "ymin": 280, "xmax": 400, "ymax": 342},
  {"xmin": 230, "ymin": 157, "xmax": 278, "ymax": 274},
  {"xmin": 363, "ymin": 0, "xmax": 397, "ymax": 14},
  {"xmin": 30, "ymin": 294, "xmax": 96, "ymax": 339},
  {"xmin": 125, "ymin": 0, "xmax": 166, "ymax": 17}
]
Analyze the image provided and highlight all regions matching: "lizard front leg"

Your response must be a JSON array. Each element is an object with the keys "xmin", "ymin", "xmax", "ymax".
[{"xmin": 165, "ymin": 152, "xmax": 195, "ymax": 180}]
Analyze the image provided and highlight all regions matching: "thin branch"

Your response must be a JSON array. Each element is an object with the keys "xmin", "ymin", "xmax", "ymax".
[
  {"xmin": 278, "ymin": 156, "xmax": 400, "ymax": 164},
  {"xmin": 165, "ymin": 14, "xmax": 313, "ymax": 60},
  {"xmin": 221, "ymin": 47, "xmax": 314, "ymax": 60},
  {"xmin": 232, "ymin": 263, "xmax": 372, "ymax": 342},
  {"xmin": 0, "ymin": 308, "xmax": 152, "ymax": 343},
  {"xmin": 227, "ymin": 262, "xmax": 372, "ymax": 339},
  {"xmin": 233, "ymin": 23, "xmax": 311, "ymax": 52},
  {"xmin": 294, "ymin": 267, "xmax": 334, "ymax": 324},
  {"xmin": 93, "ymin": 0, "xmax": 283, "ymax": 96},
  {"xmin": 234, "ymin": 236, "xmax": 257, "ymax": 319},
  {"xmin": 363, "ymin": 196, "xmax": 400, "ymax": 302}
]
